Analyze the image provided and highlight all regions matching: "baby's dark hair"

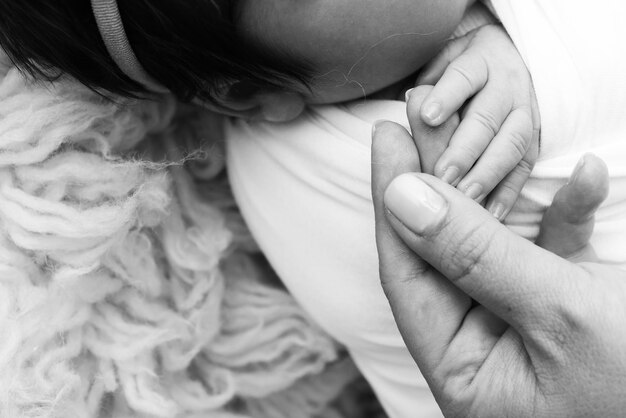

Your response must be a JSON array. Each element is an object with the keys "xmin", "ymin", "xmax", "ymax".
[{"xmin": 0, "ymin": 0, "xmax": 311, "ymax": 102}]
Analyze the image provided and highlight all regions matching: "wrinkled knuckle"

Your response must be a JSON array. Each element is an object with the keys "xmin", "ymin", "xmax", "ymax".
[
  {"xmin": 518, "ymin": 156, "xmax": 535, "ymax": 174},
  {"xmin": 437, "ymin": 220, "xmax": 494, "ymax": 284},
  {"xmin": 494, "ymin": 161, "xmax": 533, "ymax": 197},
  {"xmin": 493, "ymin": 180, "xmax": 519, "ymax": 199},
  {"xmin": 380, "ymin": 270, "xmax": 415, "ymax": 293},
  {"xmin": 450, "ymin": 143, "xmax": 482, "ymax": 169},
  {"xmin": 471, "ymin": 111, "xmax": 500, "ymax": 138},
  {"xmin": 380, "ymin": 247, "xmax": 430, "ymax": 286},
  {"xmin": 508, "ymin": 129, "xmax": 532, "ymax": 159},
  {"xmin": 437, "ymin": 379, "xmax": 476, "ymax": 417},
  {"xmin": 449, "ymin": 63, "xmax": 480, "ymax": 93}
]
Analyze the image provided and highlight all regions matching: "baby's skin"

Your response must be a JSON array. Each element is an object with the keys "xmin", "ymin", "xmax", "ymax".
[
  {"xmin": 410, "ymin": 24, "xmax": 539, "ymax": 219},
  {"xmin": 224, "ymin": 0, "xmax": 539, "ymax": 218}
]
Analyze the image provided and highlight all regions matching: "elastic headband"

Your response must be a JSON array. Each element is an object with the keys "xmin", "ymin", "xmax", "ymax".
[{"xmin": 91, "ymin": 0, "xmax": 169, "ymax": 94}]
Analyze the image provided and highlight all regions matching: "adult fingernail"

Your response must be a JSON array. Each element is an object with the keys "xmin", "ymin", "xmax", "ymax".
[
  {"xmin": 422, "ymin": 102, "xmax": 442, "ymax": 123},
  {"xmin": 405, "ymin": 88, "xmax": 414, "ymax": 102},
  {"xmin": 440, "ymin": 166, "xmax": 460, "ymax": 185},
  {"xmin": 464, "ymin": 183, "xmax": 484, "ymax": 201},
  {"xmin": 384, "ymin": 174, "xmax": 448, "ymax": 234}
]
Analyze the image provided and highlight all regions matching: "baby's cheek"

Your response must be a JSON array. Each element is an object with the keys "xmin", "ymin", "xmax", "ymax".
[{"xmin": 239, "ymin": 0, "xmax": 467, "ymax": 104}]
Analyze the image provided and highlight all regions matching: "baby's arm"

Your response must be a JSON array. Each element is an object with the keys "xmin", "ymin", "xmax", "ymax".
[{"xmin": 407, "ymin": 24, "xmax": 540, "ymax": 221}]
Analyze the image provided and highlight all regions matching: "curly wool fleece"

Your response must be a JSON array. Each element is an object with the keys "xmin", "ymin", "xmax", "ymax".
[{"xmin": 0, "ymin": 56, "xmax": 366, "ymax": 418}]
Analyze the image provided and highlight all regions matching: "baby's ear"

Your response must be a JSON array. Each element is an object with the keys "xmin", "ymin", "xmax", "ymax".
[
  {"xmin": 253, "ymin": 90, "xmax": 306, "ymax": 122},
  {"xmin": 210, "ymin": 80, "xmax": 306, "ymax": 122}
]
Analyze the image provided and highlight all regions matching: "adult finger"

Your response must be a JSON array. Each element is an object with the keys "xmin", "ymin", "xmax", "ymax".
[
  {"xmin": 371, "ymin": 121, "xmax": 472, "ymax": 372},
  {"xmin": 536, "ymin": 154, "xmax": 609, "ymax": 261},
  {"xmin": 372, "ymin": 121, "xmax": 423, "ymax": 276},
  {"xmin": 382, "ymin": 172, "xmax": 589, "ymax": 334}
]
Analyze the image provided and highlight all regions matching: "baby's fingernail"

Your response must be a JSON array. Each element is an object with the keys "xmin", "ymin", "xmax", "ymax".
[
  {"xmin": 405, "ymin": 88, "xmax": 414, "ymax": 102},
  {"xmin": 440, "ymin": 166, "xmax": 461, "ymax": 185},
  {"xmin": 464, "ymin": 183, "xmax": 484, "ymax": 201},
  {"xmin": 384, "ymin": 174, "xmax": 448, "ymax": 235},
  {"xmin": 488, "ymin": 202, "xmax": 506, "ymax": 221},
  {"xmin": 422, "ymin": 102, "xmax": 442, "ymax": 124}
]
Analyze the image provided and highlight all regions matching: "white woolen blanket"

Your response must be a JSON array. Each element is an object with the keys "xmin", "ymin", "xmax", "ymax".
[{"xmin": 0, "ymin": 56, "xmax": 363, "ymax": 418}]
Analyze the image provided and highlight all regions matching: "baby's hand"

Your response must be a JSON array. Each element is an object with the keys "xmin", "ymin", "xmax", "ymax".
[{"xmin": 409, "ymin": 24, "xmax": 540, "ymax": 221}]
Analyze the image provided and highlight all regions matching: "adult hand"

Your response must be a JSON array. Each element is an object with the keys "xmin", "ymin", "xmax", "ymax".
[{"xmin": 371, "ymin": 120, "xmax": 626, "ymax": 417}]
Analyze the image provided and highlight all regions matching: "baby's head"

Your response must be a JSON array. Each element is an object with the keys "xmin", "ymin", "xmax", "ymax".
[{"xmin": 0, "ymin": 0, "xmax": 470, "ymax": 121}]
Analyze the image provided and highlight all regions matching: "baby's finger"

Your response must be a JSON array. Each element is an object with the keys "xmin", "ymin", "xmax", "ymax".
[
  {"xmin": 433, "ymin": 87, "xmax": 511, "ymax": 184},
  {"xmin": 458, "ymin": 107, "xmax": 534, "ymax": 201},
  {"xmin": 485, "ymin": 145, "xmax": 537, "ymax": 221},
  {"xmin": 485, "ymin": 110, "xmax": 539, "ymax": 220},
  {"xmin": 406, "ymin": 86, "xmax": 460, "ymax": 175},
  {"xmin": 419, "ymin": 51, "xmax": 488, "ymax": 127},
  {"xmin": 415, "ymin": 34, "xmax": 473, "ymax": 86}
]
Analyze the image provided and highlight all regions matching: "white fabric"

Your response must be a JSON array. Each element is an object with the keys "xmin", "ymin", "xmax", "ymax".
[{"xmin": 226, "ymin": 1, "xmax": 626, "ymax": 417}]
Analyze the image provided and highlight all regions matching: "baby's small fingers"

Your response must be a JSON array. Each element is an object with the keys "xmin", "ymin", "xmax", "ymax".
[
  {"xmin": 485, "ymin": 147, "xmax": 536, "ymax": 221},
  {"xmin": 457, "ymin": 107, "xmax": 534, "ymax": 201},
  {"xmin": 433, "ymin": 87, "xmax": 510, "ymax": 184},
  {"xmin": 486, "ymin": 122, "xmax": 539, "ymax": 220},
  {"xmin": 419, "ymin": 52, "xmax": 489, "ymax": 127},
  {"xmin": 416, "ymin": 34, "xmax": 474, "ymax": 86}
]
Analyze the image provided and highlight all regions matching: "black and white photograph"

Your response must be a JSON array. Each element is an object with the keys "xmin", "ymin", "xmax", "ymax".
[{"xmin": 0, "ymin": 1, "xmax": 624, "ymax": 417}]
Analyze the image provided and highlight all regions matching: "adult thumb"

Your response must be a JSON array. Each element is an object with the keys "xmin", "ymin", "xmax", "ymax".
[
  {"xmin": 536, "ymin": 154, "xmax": 608, "ymax": 261},
  {"xmin": 382, "ymin": 172, "xmax": 587, "ymax": 332}
]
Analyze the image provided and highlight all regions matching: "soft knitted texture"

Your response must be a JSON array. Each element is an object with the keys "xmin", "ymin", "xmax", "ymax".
[{"xmin": 0, "ymin": 52, "xmax": 369, "ymax": 418}]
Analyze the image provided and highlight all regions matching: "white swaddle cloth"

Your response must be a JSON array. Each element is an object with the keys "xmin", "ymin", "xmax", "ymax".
[{"xmin": 226, "ymin": 1, "xmax": 626, "ymax": 417}]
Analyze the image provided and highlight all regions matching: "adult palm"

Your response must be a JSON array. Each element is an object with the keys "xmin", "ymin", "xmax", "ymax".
[{"xmin": 371, "ymin": 120, "xmax": 626, "ymax": 417}]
